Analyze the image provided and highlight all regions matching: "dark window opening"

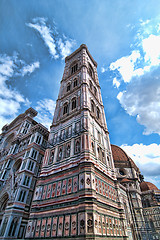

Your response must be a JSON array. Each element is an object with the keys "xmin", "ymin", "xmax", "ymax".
[
  {"xmin": 74, "ymin": 78, "xmax": 78, "ymax": 87},
  {"xmin": 71, "ymin": 63, "xmax": 78, "ymax": 74},
  {"xmin": 63, "ymin": 103, "xmax": 68, "ymax": 115},
  {"xmin": 72, "ymin": 98, "xmax": 76, "ymax": 110},
  {"xmin": 67, "ymin": 83, "xmax": 71, "ymax": 92}
]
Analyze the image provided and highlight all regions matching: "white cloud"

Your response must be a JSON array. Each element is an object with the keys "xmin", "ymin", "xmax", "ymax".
[
  {"xmin": 108, "ymin": 16, "xmax": 160, "ymax": 135},
  {"xmin": 142, "ymin": 34, "xmax": 160, "ymax": 66},
  {"xmin": 117, "ymin": 67, "xmax": 160, "ymax": 135},
  {"xmin": 58, "ymin": 37, "xmax": 76, "ymax": 59},
  {"xmin": 27, "ymin": 17, "xmax": 76, "ymax": 60},
  {"xmin": 110, "ymin": 50, "xmax": 142, "ymax": 83},
  {"xmin": 113, "ymin": 77, "xmax": 120, "ymax": 88},
  {"xmin": 121, "ymin": 143, "xmax": 160, "ymax": 186},
  {"xmin": 26, "ymin": 17, "xmax": 59, "ymax": 59},
  {"xmin": 35, "ymin": 98, "xmax": 56, "ymax": 129},
  {"xmin": 21, "ymin": 61, "xmax": 40, "ymax": 76},
  {"xmin": 0, "ymin": 53, "xmax": 39, "ymax": 132}
]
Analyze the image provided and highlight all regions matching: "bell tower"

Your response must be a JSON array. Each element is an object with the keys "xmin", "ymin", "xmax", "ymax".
[{"xmin": 26, "ymin": 45, "xmax": 127, "ymax": 239}]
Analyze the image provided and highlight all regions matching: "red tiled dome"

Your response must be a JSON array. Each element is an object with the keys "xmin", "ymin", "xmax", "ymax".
[
  {"xmin": 140, "ymin": 181, "xmax": 159, "ymax": 192},
  {"xmin": 111, "ymin": 144, "xmax": 139, "ymax": 171}
]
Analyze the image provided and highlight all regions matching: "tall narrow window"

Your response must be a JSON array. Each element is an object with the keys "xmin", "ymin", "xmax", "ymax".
[
  {"xmin": 66, "ymin": 144, "xmax": 70, "ymax": 157},
  {"xmin": 63, "ymin": 103, "xmax": 68, "ymax": 115},
  {"xmin": 75, "ymin": 140, "xmax": 80, "ymax": 153},
  {"xmin": 8, "ymin": 218, "xmax": 18, "ymax": 236},
  {"xmin": 71, "ymin": 63, "xmax": 78, "ymax": 74},
  {"xmin": 58, "ymin": 147, "xmax": 62, "ymax": 160},
  {"xmin": 73, "ymin": 78, "xmax": 78, "ymax": 87},
  {"xmin": 72, "ymin": 98, "xmax": 76, "ymax": 110},
  {"xmin": 91, "ymin": 100, "xmax": 94, "ymax": 112},
  {"xmin": 67, "ymin": 83, "xmax": 71, "ymax": 92},
  {"xmin": 94, "ymin": 86, "xmax": 97, "ymax": 96},
  {"xmin": 97, "ymin": 107, "xmax": 100, "ymax": 119},
  {"xmin": 89, "ymin": 80, "xmax": 93, "ymax": 90},
  {"xmin": 88, "ymin": 63, "xmax": 94, "ymax": 78}
]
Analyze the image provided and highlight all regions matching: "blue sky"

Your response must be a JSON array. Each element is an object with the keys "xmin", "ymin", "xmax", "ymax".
[{"xmin": 0, "ymin": 0, "xmax": 160, "ymax": 187}]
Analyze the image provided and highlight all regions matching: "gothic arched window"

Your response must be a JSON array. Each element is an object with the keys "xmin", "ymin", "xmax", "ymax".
[
  {"xmin": 88, "ymin": 63, "xmax": 94, "ymax": 78},
  {"xmin": 73, "ymin": 78, "xmax": 78, "ymax": 87},
  {"xmin": 72, "ymin": 98, "xmax": 76, "ymax": 110},
  {"xmin": 75, "ymin": 140, "xmax": 80, "ymax": 153},
  {"xmin": 67, "ymin": 83, "xmax": 71, "ymax": 92},
  {"xmin": 94, "ymin": 86, "xmax": 97, "ymax": 96},
  {"xmin": 63, "ymin": 103, "xmax": 68, "ymax": 115},
  {"xmin": 89, "ymin": 80, "xmax": 93, "ymax": 90},
  {"xmin": 91, "ymin": 100, "xmax": 94, "ymax": 112},
  {"xmin": 97, "ymin": 107, "xmax": 100, "ymax": 119}
]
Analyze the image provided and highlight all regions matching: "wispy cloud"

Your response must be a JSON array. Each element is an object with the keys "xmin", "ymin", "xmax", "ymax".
[
  {"xmin": 0, "ymin": 53, "xmax": 39, "ymax": 132},
  {"xmin": 26, "ymin": 17, "xmax": 59, "ymax": 59},
  {"xmin": 35, "ymin": 98, "xmax": 56, "ymax": 129},
  {"xmin": 26, "ymin": 17, "xmax": 76, "ymax": 59},
  {"xmin": 121, "ymin": 143, "xmax": 160, "ymax": 187},
  {"xmin": 58, "ymin": 37, "xmax": 76, "ymax": 59},
  {"xmin": 21, "ymin": 61, "xmax": 40, "ymax": 76},
  {"xmin": 107, "ymin": 16, "xmax": 160, "ymax": 135}
]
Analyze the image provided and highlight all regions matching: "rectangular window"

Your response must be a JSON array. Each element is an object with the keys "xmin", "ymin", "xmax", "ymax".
[
  {"xmin": 35, "ymin": 135, "xmax": 42, "ymax": 144},
  {"xmin": 21, "ymin": 161, "xmax": 26, "ymax": 170},
  {"xmin": 23, "ymin": 175, "xmax": 30, "ymax": 186},
  {"xmin": 28, "ymin": 161, "xmax": 34, "ymax": 171},
  {"xmin": 18, "ymin": 190, "xmax": 26, "ymax": 202},
  {"xmin": 30, "ymin": 134, "xmax": 35, "ymax": 143},
  {"xmin": 31, "ymin": 149, "xmax": 38, "ymax": 159},
  {"xmin": 25, "ymin": 150, "xmax": 30, "ymax": 158}
]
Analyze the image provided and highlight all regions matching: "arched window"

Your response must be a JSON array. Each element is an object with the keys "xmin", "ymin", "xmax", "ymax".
[
  {"xmin": 94, "ymin": 86, "xmax": 97, "ymax": 96},
  {"xmin": 91, "ymin": 142, "xmax": 94, "ymax": 153},
  {"xmin": 91, "ymin": 100, "xmax": 94, "ymax": 112},
  {"xmin": 8, "ymin": 218, "xmax": 18, "ymax": 236},
  {"xmin": 75, "ymin": 140, "xmax": 80, "ymax": 153},
  {"xmin": 63, "ymin": 103, "xmax": 68, "ymax": 115},
  {"xmin": 72, "ymin": 98, "xmax": 76, "ymax": 110},
  {"xmin": 71, "ymin": 63, "xmax": 78, "ymax": 74},
  {"xmin": 67, "ymin": 83, "xmax": 71, "ymax": 92},
  {"xmin": 97, "ymin": 107, "xmax": 100, "ymax": 119},
  {"xmin": 88, "ymin": 63, "xmax": 94, "ymax": 78},
  {"xmin": 73, "ymin": 78, "xmax": 78, "ymax": 87},
  {"xmin": 89, "ymin": 80, "xmax": 93, "ymax": 90}
]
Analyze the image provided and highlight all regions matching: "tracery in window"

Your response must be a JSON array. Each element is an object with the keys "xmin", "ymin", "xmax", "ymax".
[
  {"xmin": 72, "ymin": 98, "xmax": 76, "ymax": 110},
  {"xmin": 63, "ymin": 103, "xmax": 68, "ymax": 115},
  {"xmin": 71, "ymin": 63, "xmax": 78, "ymax": 74}
]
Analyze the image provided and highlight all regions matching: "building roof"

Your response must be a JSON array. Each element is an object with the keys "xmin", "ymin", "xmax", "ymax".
[
  {"xmin": 111, "ymin": 144, "xmax": 139, "ymax": 172},
  {"xmin": 140, "ymin": 181, "xmax": 159, "ymax": 192}
]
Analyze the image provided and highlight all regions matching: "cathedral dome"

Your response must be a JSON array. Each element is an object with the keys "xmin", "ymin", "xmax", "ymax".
[
  {"xmin": 111, "ymin": 144, "xmax": 139, "ymax": 172},
  {"xmin": 140, "ymin": 181, "xmax": 159, "ymax": 192}
]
